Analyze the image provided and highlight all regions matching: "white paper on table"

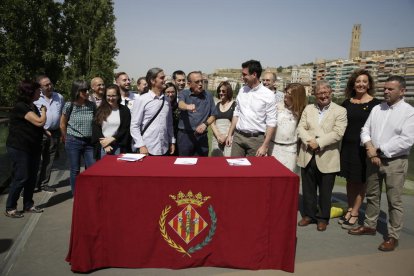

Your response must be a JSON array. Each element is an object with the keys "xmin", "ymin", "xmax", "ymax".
[
  {"xmin": 117, "ymin": 153, "xmax": 146, "ymax": 162},
  {"xmin": 226, "ymin": 158, "xmax": 251, "ymax": 166},
  {"xmin": 174, "ymin": 158, "xmax": 198, "ymax": 165}
]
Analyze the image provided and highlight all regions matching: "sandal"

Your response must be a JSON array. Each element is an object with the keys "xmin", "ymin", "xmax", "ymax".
[
  {"xmin": 5, "ymin": 209, "xmax": 24, "ymax": 218},
  {"xmin": 341, "ymin": 215, "xmax": 359, "ymax": 229},
  {"xmin": 338, "ymin": 209, "xmax": 352, "ymax": 225},
  {"xmin": 24, "ymin": 206, "xmax": 44, "ymax": 213}
]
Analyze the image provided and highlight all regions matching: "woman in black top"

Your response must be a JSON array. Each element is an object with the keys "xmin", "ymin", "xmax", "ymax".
[
  {"xmin": 211, "ymin": 81, "xmax": 236, "ymax": 156},
  {"xmin": 92, "ymin": 84, "xmax": 131, "ymax": 159},
  {"xmin": 339, "ymin": 69, "xmax": 381, "ymax": 229},
  {"xmin": 5, "ymin": 81, "xmax": 46, "ymax": 218}
]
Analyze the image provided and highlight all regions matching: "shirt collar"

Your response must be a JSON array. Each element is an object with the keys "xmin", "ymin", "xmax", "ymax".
[
  {"xmin": 149, "ymin": 90, "xmax": 164, "ymax": 99},
  {"xmin": 315, "ymin": 102, "xmax": 331, "ymax": 112}
]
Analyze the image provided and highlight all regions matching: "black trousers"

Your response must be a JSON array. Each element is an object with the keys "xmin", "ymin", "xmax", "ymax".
[{"xmin": 301, "ymin": 156, "xmax": 336, "ymax": 223}]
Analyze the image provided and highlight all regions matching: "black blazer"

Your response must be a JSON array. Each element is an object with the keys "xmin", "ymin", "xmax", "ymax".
[{"xmin": 92, "ymin": 104, "xmax": 131, "ymax": 159}]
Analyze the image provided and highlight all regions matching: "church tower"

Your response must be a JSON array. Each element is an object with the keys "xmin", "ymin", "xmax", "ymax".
[{"xmin": 349, "ymin": 24, "xmax": 361, "ymax": 60}]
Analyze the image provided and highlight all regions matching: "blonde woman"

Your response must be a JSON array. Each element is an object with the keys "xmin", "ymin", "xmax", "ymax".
[{"xmin": 270, "ymin": 83, "xmax": 307, "ymax": 173}]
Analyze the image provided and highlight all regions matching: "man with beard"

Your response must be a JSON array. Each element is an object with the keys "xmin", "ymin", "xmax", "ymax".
[{"xmin": 115, "ymin": 72, "xmax": 138, "ymax": 111}]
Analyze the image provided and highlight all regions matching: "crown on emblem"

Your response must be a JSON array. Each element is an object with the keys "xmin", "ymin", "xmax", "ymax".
[{"xmin": 169, "ymin": 191, "xmax": 210, "ymax": 207}]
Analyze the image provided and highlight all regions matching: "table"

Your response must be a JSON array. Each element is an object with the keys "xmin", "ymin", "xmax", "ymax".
[{"xmin": 66, "ymin": 156, "xmax": 299, "ymax": 272}]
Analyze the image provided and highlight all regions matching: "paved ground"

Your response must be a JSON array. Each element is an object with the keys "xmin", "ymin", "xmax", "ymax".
[{"xmin": 1, "ymin": 154, "xmax": 414, "ymax": 276}]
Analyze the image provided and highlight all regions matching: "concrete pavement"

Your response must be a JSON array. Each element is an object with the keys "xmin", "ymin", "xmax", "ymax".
[{"xmin": 1, "ymin": 154, "xmax": 414, "ymax": 276}]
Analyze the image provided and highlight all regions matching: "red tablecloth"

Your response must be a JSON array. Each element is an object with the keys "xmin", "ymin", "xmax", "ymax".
[{"xmin": 66, "ymin": 156, "xmax": 299, "ymax": 272}]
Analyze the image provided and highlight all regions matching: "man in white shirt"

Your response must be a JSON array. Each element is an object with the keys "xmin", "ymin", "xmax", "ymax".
[
  {"xmin": 226, "ymin": 60, "xmax": 277, "ymax": 157},
  {"xmin": 130, "ymin": 68, "xmax": 175, "ymax": 156},
  {"xmin": 262, "ymin": 71, "xmax": 284, "ymax": 103},
  {"xmin": 115, "ymin": 71, "xmax": 137, "ymax": 110},
  {"xmin": 349, "ymin": 76, "xmax": 414, "ymax": 252}
]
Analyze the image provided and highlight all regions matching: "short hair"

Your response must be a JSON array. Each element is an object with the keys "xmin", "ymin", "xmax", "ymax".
[
  {"xmin": 145, "ymin": 68, "xmax": 163, "ymax": 89},
  {"xmin": 345, "ymin": 69, "xmax": 375, "ymax": 98},
  {"xmin": 70, "ymin": 80, "xmax": 90, "ymax": 102},
  {"xmin": 137, "ymin": 77, "xmax": 146, "ymax": 85},
  {"xmin": 241, "ymin": 60, "xmax": 263, "ymax": 79},
  {"xmin": 187, "ymin": 71, "xmax": 202, "ymax": 82},
  {"xmin": 114, "ymin": 72, "xmax": 127, "ymax": 81},
  {"xmin": 16, "ymin": 80, "xmax": 41, "ymax": 104},
  {"xmin": 284, "ymin": 83, "xmax": 308, "ymax": 119},
  {"xmin": 172, "ymin": 70, "xmax": 186, "ymax": 80},
  {"xmin": 314, "ymin": 80, "xmax": 332, "ymax": 93},
  {"xmin": 263, "ymin": 72, "xmax": 277, "ymax": 81},
  {"xmin": 216, "ymin": 81, "xmax": 233, "ymax": 100},
  {"xmin": 36, "ymin": 74, "xmax": 49, "ymax": 84},
  {"xmin": 386, "ymin": 75, "xmax": 406, "ymax": 89},
  {"xmin": 91, "ymin": 77, "xmax": 103, "ymax": 85}
]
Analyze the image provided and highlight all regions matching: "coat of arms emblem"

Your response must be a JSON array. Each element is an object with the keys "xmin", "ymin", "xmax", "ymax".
[{"xmin": 159, "ymin": 191, "xmax": 217, "ymax": 257}]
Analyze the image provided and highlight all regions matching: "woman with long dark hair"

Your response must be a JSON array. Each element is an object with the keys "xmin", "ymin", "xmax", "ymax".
[
  {"xmin": 92, "ymin": 84, "xmax": 131, "ymax": 159},
  {"xmin": 5, "ymin": 80, "xmax": 46, "ymax": 218},
  {"xmin": 60, "ymin": 80, "xmax": 96, "ymax": 196}
]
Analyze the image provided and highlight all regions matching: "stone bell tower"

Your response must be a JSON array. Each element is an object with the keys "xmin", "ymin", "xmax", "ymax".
[{"xmin": 349, "ymin": 24, "xmax": 361, "ymax": 60}]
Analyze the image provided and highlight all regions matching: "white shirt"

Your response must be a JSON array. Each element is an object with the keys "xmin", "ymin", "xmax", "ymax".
[
  {"xmin": 102, "ymin": 109, "xmax": 120, "ymax": 138},
  {"xmin": 272, "ymin": 103, "xmax": 298, "ymax": 145},
  {"xmin": 233, "ymin": 83, "xmax": 277, "ymax": 133},
  {"xmin": 361, "ymin": 100, "xmax": 414, "ymax": 158},
  {"xmin": 130, "ymin": 90, "xmax": 175, "ymax": 155},
  {"xmin": 121, "ymin": 92, "xmax": 138, "ymax": 111}
]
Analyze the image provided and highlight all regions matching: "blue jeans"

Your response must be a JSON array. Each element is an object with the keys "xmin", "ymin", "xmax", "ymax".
[
  {"xmin": 65, "ymin": 135, "xmax": 95, "ymax": 195},
  {"xmin": 6, "ymin": 146, "xmax": 41, "ymax": 211}
]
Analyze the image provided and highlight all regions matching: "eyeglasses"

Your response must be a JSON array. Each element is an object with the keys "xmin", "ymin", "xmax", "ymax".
[
  {"xmin": 97, "ymin": 84, "xmax": 105, "ymax": 87},
  {"xmin": 315, "ymin": 92, "xmax": 330, "ymax": 97},
  {"xmin": 192, "ymin": 80, "xmax": 203, "ymax": 84},
  {"xmin": 219, "ymin": 89, "xmax": 227, "ymax": 93},
  {"xmin": 79, "ymin": 89, "xmax": 88, "ymax": 93}
]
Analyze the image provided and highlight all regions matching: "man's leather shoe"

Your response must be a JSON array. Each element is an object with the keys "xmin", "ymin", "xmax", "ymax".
[
  {"xmin": 317, "ymin": 221, "xmax": 327, "ymax": 231},
  {"xmin": 298, "ymin": 217, "xmax": 312, "ymax": 227},
  {"xmin": 378, "ymin": 237, "xmax": 398, "ymax": 251},
  {"xmin": 348, "ymin": 226, "xmax": 376, "ymax": 236}
]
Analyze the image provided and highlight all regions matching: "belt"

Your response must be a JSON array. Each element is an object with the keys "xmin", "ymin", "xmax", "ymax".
[
  {"xmin": 380, "ymin": 155, "xmax": 408, "ymax": 161},
  {"xmin": 235, "ymin": 129, "xmax": 264, "ymax": 138}
]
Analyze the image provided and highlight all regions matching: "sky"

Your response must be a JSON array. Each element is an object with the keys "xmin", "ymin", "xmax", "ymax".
[{"xmin": 113, "ymin": 0, "xmax": 414, "ymax": 79}]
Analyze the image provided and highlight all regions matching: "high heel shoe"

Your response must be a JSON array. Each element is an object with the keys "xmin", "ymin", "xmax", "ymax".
[
  {"xmin": 341, "ymin": 215, "xmax": 359, "ymax": 229},
  {"xmin": 338, "ymin": 210, "xmax": 352, "ymax": 225}
]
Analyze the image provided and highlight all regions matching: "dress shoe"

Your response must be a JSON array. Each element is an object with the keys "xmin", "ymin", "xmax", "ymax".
[
  {"xmin": 317, "ymin": 222, "xmax": 327, "ymax": 231},
  {"xmin": 298, "ymin": 217, "xmax": 312, "ymax": 227},
  {"xmin": 348, "ymin": 226, "xmax": 376, "ymax": 236},
  {"xmin": 378, "ymin": 237, "xmax": 398, "ymax": 252}
]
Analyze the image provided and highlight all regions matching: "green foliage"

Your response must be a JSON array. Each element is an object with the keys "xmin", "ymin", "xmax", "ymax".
[
  {"xmin": 277, "ymin": 66, "xmax": 283, "ymax": 73},
  {"xmin": 0, "ymin": 0, "xmax": 118, "ymax": 105}
]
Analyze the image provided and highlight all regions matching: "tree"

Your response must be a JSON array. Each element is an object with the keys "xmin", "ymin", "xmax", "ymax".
[
  {"xmin": 0, "ymin": 0, "xmax": 67, "ymax": 106},
  {"xmin": 277, "ymin": 66, "xmax": 283, "ymax": 73},
  {"xmin": 60, "ymin": 0, "xmax": 118, "ymax": 95}
]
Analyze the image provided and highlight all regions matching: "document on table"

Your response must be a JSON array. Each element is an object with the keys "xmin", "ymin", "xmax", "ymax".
[
  {"xmin": 174, "ymin": 158, "xmax": 198, "ymax": 165},
  {"xmin": 117, "ymin": 153, "xmax": 146, "ymax": 162},
  {"xmin": 226, "ymin": 158, "xmax": 251, "ymax": 166}
]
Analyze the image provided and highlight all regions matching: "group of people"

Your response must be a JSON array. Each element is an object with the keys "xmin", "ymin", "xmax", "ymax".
[{"xmin": 4, "ymin": 60, "xmax": 414, "ymax": 253}]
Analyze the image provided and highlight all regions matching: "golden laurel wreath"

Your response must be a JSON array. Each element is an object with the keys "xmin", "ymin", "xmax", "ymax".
[{"xmin": 159, "ymin": 205, "xmax": 217, "ymax": 257}]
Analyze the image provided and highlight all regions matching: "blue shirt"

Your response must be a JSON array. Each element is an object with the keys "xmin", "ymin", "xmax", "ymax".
[
  {"xmin": 34, "ymin": 91, "xmax": 65, "ymax": 130},
  {"xmin": 178, "ymin": 89, "xmax": 217, "ymax": 131}
]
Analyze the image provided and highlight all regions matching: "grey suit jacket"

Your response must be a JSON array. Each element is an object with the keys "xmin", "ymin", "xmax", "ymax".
[{"xmin": 297, "ymin": 102, "xmax": 347, "ymax": 173}]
